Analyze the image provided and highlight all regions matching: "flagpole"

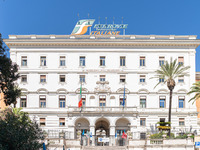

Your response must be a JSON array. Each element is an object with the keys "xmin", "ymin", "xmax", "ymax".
[
  {"xmin": 79, "ymin": 81, "xmax": 83, "ymax": 113},
  {"xmin": 81, "ymin": 81, "xmax": 82, "ymax": 112},
  {"xmin": 123, "ymin": 84, "xmax": 125, "ymax": 109}
]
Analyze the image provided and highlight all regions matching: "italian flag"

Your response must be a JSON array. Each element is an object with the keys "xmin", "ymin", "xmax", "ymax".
[{"xmin": 78, "ymin": 84, "xmax": 82, "ymax": 108}]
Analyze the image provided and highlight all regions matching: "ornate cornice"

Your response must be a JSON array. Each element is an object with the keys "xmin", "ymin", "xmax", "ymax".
[{"xmin": 4, "ymin": 35, "xmax": 200, "ymax": 49}]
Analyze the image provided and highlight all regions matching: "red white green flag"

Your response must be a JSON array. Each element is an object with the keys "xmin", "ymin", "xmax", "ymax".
[{"xmin": 78, "ymin": 84, "xmax": 82, "ymax": 108}]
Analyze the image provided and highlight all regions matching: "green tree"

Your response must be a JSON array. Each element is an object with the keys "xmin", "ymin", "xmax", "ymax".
[
  {"xmin": 0, "ymin": 33, "xmax": 21, "ymax": 107},
  {"xmin": 188, "ymin": 81, "xmax": 200, "ymax": 104},
  {"xmin": 0, "ymin": 108, "xmax": 45, "ymax": 150},
  {"xmin": 152, "ymin": 58, "xmax": 190, "ymax": 136}
]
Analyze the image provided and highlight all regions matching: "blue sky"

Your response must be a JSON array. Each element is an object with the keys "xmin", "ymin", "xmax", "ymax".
[{"xmin": 1, "ymin": 0, "xmax": 200, "ymax": 71}]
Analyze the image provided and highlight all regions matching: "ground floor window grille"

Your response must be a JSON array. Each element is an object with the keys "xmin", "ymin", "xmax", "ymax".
[{"xmin": 140, "ymin": 133, "xmax": 146, "ymax": 140}]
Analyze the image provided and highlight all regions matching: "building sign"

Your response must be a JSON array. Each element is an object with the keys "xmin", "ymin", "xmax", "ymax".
[
  {"xmin": 71, "ymin": 19, "xmax": 95, "ymax": 35},
  {"xmin": 195, "ymin": 142, "xmax": 200, "ymax": 148},
  {"xmin": 71, "ymin": 19, "xmax": 128, "ymax": 35},
  {"xmin": 98, "ymin": 137, "xmax": 109, "ymax": 142}
]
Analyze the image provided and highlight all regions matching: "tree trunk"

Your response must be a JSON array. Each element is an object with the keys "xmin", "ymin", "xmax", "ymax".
[
  {"xmin": 168, "ymin": 89, "xmax": 173, "ymax": 136},
  {"xmin": 14, "ymin": 102, "xmax": 16, "ymax": 108}
]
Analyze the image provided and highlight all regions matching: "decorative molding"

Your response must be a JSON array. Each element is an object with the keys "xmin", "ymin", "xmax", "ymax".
[{"xmin": 116, "ymin": 88, "xmax": 130, "ymax": 94}]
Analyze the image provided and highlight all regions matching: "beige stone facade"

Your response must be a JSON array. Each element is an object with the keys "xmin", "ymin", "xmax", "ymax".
[
  {"xmin": 196, "ymin": 72, "xmax": 200, "ymax": 118},
  {"xmin": 0, "ymin": 91, "xmax": 6, "ymax": 110}
]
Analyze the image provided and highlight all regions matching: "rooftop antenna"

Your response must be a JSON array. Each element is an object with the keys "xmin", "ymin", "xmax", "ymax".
[
  {"xmin": 88, "ymin": 13, "xmax": 91, "ymax": 35},
  {"xmin": 78, "ymin": 13, "xmax": 80, "ymax": 20},
  {"xmin": 98, "ymin": 17, "xmax": 100, "ymax": 24},
  {"xmin": 112, "ymin": 17, "xmax": 115, "ymax": 33},
  {"xmin": 122, "ymin": 17, "xmax": 125, "ymax": 35}
]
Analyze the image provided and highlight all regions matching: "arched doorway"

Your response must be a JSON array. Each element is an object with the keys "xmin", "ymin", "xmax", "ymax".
[
  {"xmin": 115, "ymin": 118, "xmax": 130, "ymax": 146},
  {"xmin": 75, "ymin": 117, "xmax": 90, "ymax": 145},
  {"xmin": 95, "ymin": 118, "xmax": 110, "ymax": 146}
]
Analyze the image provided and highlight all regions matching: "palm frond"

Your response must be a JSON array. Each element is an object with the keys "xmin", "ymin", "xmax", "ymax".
[{"xmin": 151, "ymin": 57, "xmax": 190, "ymax": 89}]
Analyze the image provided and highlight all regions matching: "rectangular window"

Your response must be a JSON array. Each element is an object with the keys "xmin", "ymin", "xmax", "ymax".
[
  {"xmin": 21, "ymin": 75, "xmax": 27, "ymax": 83},
  {"xmin": 80, "ymin": 56, "xmax": 85, "ymax": 66},
  {"xmin": 40, "ymin": 75, "xmax": 46, "ymax": 83},
  {"xmin": 100, "ymin": 56, "xmax": 105, "ymax": 66},
  {"xmin": 140, "ymin": 75, "xmax": 146, "ymax": 83},
  {"xmin": 178, "ymin": 57, "xmax": 184, "ymax": 65},
  {"xmin": 59, "ymin": 118, "xmax": 65, "ymax": 126},
  {"xmin": 59, "ymin": 96, "xmax": 65, "ymax": 108},
  {"xmin": 20, "ymin": 96, "xmax": 27, "ymax": 108},
  {"xmin": 159, "ymin": 78, "xmax": 164, "ymax": 83},
  {"xmin": 140, "ymin": 56, "xmax": 145, "ymax": 67},
  {"xmin": 120, "ymin": 56, "xmax": 126, "ymax": 66},
  {"xmin": 40, "ymin": 118, "xmax": 46, "ymax": 126},
  {"xmin": 100, "ymin": 75, "xmax": 106, "ymax": 82},
  {"xmin": 99, "ymin": 95, "xmax": 106, "ymax": 107},
  {"xmin": 140, "ymin": 118, "xmax": 146, "ymax": 126},
  {"xmin": 159, "ymin": 57, "xmax": 165, "ymax": 66},
  {"xmin": 179, "ymin": 97, "xmax": 185, "ymax": 108},
  {"xmin": 80, "ymin": 75, "xmax": 85, "ymax": 83},
  {"xmin": 179, "ymin": 118, "xmax": 185, "ymax": 126},
  {"xmin": 39, "ymin": 96, "xmax": 46, "ymax": 108},
  {"xmin": 119, "ymin": 96, "xmax": 126, "ymax": 106},
  {"xmin": 40, "ymin": 56, "xmax": 46, "ymax": 66},
  {"xmin": 82, "ymin": 95, "xmax": 86, "ymax": 107},
  {"xmin": 21, "ymin": 56, "xmax": 27, "ymax": 66},
  {"xmin": 140, "ymin": 97, "xmax": 146, "ymax": 108},
  {"xmin": 140, "ymin": 133, "xmax": 146, "ymax": 140},
  {"xmin": 120, "ymin": 75, "xmax": 126, "ymax": 83},
  {"xmin": 60, "ymin": 75, "xmax": 65, "ymax": 83},
  {"xmin": 178, "ymin": 76, "xmax": 184, "ymax": 83},
  {"xmin": 60, "ymin": 56, "xmax": 66, "ymax": 66},
  {"xmin": 159, "ymin": 97, "xmax": 165, "ymax": 108}
]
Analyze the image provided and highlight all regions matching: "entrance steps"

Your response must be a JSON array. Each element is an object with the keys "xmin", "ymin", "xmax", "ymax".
[{"xmin": 82, "ymin": 146, "xmax": 127, "ymax": 150}]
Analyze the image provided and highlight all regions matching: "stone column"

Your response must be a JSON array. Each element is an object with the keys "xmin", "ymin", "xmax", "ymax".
[
  {"xmin": 109, "ymin": 126, "xmax": 116, "ymax": 146},
  {"xmin": 68, "ymin": 125, "xmax": 75, "ymax": 139},
  {"xmin": 90, "ymin": 125, "xmax": 95, "ymax": 146}
]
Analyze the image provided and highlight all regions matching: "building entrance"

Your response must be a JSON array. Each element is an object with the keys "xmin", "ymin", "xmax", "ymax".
[
  {"xmin": 75, "ymin": 118, "xmax": 90, "ymax": 146},
  {"xmin": 115, "ymin": 118, "xmax": 130, "ymax": 146},
  {"xmin": 95, "ymin": 118, "xmax": 110, "ymax": 146}
]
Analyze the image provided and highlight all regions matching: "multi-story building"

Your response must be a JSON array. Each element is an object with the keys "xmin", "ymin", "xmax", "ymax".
[
  {"xmin": 196, "ymin": 72, "xmax": 200, "ymax": 121},
  {"xmin": 4, "ymin": 34, "xmax": 200, "ymax": 146}
]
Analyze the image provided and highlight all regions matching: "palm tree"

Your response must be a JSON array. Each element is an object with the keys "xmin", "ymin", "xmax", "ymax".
[
  {"xmin": 152, "ymin": 58, "xmax": 190, "ymax": 136},
  {"xmin": 188, "ymin": 81, "xmax": 200, "ymax": 104}
]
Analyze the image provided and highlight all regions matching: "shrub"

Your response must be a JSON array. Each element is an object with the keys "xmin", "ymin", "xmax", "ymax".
[
  {"xmin": 166, "ymin": 133, "xmax": 175, "ymax": 139},
  {"xmin": 150, "ymin": 132, "xmax": 163, "ymax": 139},
  {"xmin": 175, "ymin": 134, "xmax": 188, "ymax": 139}
]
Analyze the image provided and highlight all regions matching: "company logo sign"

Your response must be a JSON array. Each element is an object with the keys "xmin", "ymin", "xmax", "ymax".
[
  {"xmin": 71, "ymin": 19, "xmax": 95, "ymax": 35},
  {"xmin": 71, "ymin": 19, "xmax": 128, "ymax": 35}
]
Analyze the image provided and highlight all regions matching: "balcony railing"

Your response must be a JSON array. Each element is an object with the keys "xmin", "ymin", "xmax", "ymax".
[{"xmin": 68, "ymin": 106, "xmax": 137, "ymax": 113}]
